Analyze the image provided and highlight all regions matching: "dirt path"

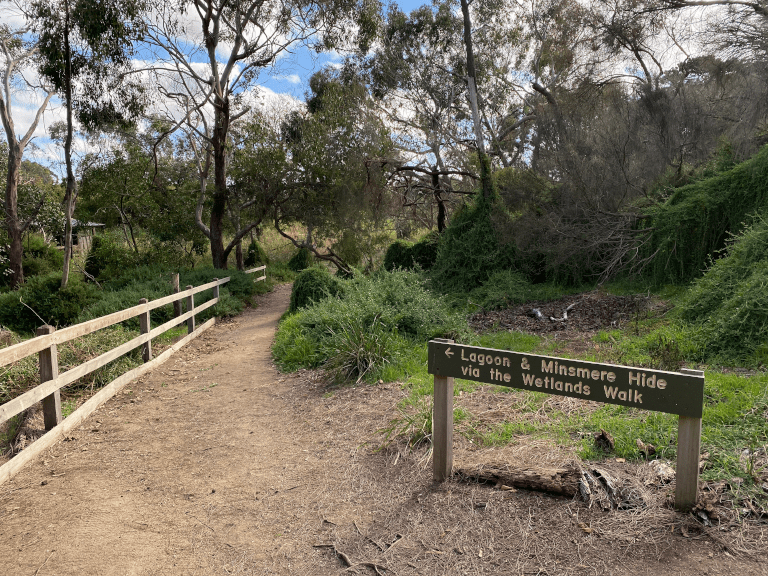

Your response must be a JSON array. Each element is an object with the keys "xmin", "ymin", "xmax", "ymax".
[{"xmin": 1, "ymin": 285, "xmax": 766, "ymax": 575}]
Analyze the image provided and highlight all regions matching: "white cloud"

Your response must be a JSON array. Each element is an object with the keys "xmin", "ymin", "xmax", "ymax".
[{"xmin": 277, "ymin": 74, "xmax": 302, "ymax": 84}]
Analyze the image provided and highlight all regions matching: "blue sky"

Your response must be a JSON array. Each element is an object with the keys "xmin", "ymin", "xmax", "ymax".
[
  {"xmin": 0, "ymin": 0, "xmax": 438, "ymax": 169},
  {"xmin": 260, "ymin": 0, "xmax": 430, "ymax": 101}
]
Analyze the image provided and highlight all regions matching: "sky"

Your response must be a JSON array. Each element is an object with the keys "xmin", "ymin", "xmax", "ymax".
[
  {"xmin": 0, "ymin": 0, "xmax": 431, "ymax": 173},
  {"xmin": 261, "ymin": 0, "xmax": 426, "ymax": 99}
]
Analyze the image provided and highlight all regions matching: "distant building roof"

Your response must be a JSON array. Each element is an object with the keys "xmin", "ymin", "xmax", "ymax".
[{"xmin": 72, "ymin": 220, "xmax": 105, "ymax": 228}]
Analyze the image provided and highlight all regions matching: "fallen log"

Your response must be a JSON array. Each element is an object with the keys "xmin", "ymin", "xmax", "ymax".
[{"xmin": 456, "ymin": 464, "xmax": 582, "ymax": 497}]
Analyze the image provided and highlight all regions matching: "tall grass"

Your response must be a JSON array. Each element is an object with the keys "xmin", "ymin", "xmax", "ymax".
[{"xmin": 273, "ymin": 269, "xmax": 470, "ymax": 381}]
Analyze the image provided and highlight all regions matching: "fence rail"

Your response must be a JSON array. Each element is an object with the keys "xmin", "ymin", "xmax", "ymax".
[{"xmin": 0, "ymin": 266, "xmax": 266, "ymax": 486}]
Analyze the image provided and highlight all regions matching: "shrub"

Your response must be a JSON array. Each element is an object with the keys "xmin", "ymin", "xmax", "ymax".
[
  {"xmin": 180, "ymin": 268, "xmax": 257, "ymax": 301},
  {"xmin": 244, "ymin": 240, "xmax": 269, "ymax": 267},
  {"xmin": 411, "ymin": 231, "xmax": 440, "ymax": 270},
  {"xmin": 430, "ymin": 196, "xmax": 517, "ymax": 293},
  {"xmin": 21, "ymin": 234, "xmax": 63, "ymax": 278},
  {"xmin": 323, "ymin": 315, "xmax": 402, "ymax": 383},
  {"xmin": 274, "ymin": 269, "xmax": 469, "ymax": 381},
  {"xmin": 644, "ymin": 144, "xmax": 768, "ymax": 284},
  {"xmin": 287, "ymin": 247, "xmax": 313, "ymax": 272},
  {"xmin": 332, "ymin": 230, "xmax": 364, "ymax": 268},
  {"xmin": 84, "ymin": 233, "xmax": 137, "ymax": 280},
  {"xmin": 679, "ymin": 214, "xmax": 768, "ymax": 363},
  {"xmin": 383, "ymin": 240, "xmax": 414, "ymax": 271},
  {"xmin": 289, "ymin": 267, "xmax": 344, "ymax": 312},
  {"xmin": 0, "ymin": 272, "xmax": 101, "ymax": 333},
  {"xmin": 467, "ymin": 270, "xmax": 563, "ymax": 310},
  {"xmin": 78, "ymin": 266, "xmax": 258, "ymax": 327}
]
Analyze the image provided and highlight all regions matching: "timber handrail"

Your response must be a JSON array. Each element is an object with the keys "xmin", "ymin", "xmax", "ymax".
[
  {"xmin": 245, "ymin": 265, "xmax": 267, "ymax": 283},
  {"xmin": 0, "ymin": 278, "xmax": 228, "ymax": 369},
  {"xmin": 0, "ymin": 266, "xmax": 269, "ymax": 487},
  {"xmin": 0, "ymin": 276, "xmax": 231, "ymax": 425}
]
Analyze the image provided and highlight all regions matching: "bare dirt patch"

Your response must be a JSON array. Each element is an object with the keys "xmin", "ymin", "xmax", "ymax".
[
  {"xmin": 1, "ymin": 285, "xmax": 766, "ymax": 575},
  {"xmin": 469, "ymin": 290, "xmax": 669, "ymax": 336}
]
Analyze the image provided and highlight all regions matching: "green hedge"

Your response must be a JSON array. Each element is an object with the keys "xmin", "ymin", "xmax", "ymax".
[
  {"xmin": 430, "ymin": 196, "xmax": 516, "ymax": 293},
  {"xmin": 679, "ymin": 213, "xmax": 768, "ymax": 363},
  {"xmin": 645, "ymin": 145, "xmax": 768, "ymax": 284},
  {"xmin": 289, "ymin": 267, "xmax": 344, "ymax": 312}
]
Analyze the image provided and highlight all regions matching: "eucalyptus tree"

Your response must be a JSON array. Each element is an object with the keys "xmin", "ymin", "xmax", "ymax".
[
  {"xmin": 1, "ymin": 19, "xmax": 55, "ymax": 288},
  {"xmin": 143, "ymin": 0, "xmax": 377, "ymax": 269},
  {"xmin": 229, "ymin": 69, "xmax": 392, "ymax": 272},
  {"xmin": 365, "ymin": 3, "xmax": 479, "ymax": 231},
  {"xmin": 31, "ymin": 0, "xmax": 148, "ymax": 286}
]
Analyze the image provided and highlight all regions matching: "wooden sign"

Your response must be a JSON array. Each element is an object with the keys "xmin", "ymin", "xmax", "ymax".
[
  {"xmin": 429, "ymin": 341, "xmax": 704, "ymax": 417},
  {"xmin": 428, "ymin": 339, "xmax": 705, "ymax": 511}
]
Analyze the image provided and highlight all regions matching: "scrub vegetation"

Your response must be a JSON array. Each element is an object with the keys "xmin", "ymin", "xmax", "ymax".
[{"xmin": 3, "ymin": 0, "xmax": 768, "ymax": 522}]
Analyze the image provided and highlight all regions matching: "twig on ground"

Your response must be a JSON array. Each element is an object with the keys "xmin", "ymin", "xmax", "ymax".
[{"xmin": 34, "ymin": 549, "xmax": 55, "ymax": 576}]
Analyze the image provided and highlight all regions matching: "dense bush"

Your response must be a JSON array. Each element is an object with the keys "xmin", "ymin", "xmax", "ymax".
[
  {"xmin": 644, "ymin": 144, "xmax": 768, "ymax": 284},
  {"xmin": 84, "ymin": 233, "xmax": 138, "ymax": 280},
  {"xmin": 289, "ymin": 267, "xmax": 344, "ymax": 312},
  {"xmin": 287, "ymin": 247, "xmax": 313, "ymax": 272},
  {"xmin": 244, "ymin": 240, "xmax": 269, "ymax": 267},
  {"xmin": 467, "ymin": 270, "xmax": 563, "ymax": 310},
  {"xmin": 273, "ymin": 269, "xmax": 469, "ymax": 381},
  {"xmin": 0, "ymin": 272, "xmax": 101, "ymax": 332},
  {"xmin": 411, "ymin": 231, "xmax": 440, "ymax": 270},
  {"xmin": 21, "ymin": 235, "xmax": 63, "ymax": 278},
  {"xmin": 430, "ymin": 196, "xmax": 517, "ymax": 293},
  {"xmin": 332, "ymin": 230, "xmax": 364, "ymax": 268},
  {"xmin": 383, "ymin": 240, "xmax": 414, "ymax": 270},
  {"xmin": 384, "ymin": 232, "xmax": 440, "ymax": 272},
  {"xmin": 679, "ymin": 214, "xmax": 768, "ymax": 363}
]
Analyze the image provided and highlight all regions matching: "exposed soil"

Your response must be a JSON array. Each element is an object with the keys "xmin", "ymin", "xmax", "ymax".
[
  {"xmin": 469, "ymin": 290, "xmax": 669, "ymax": 336},
  {"xmin": 1, "ymin": 285, "xmax": 767, "ymax": 575}
]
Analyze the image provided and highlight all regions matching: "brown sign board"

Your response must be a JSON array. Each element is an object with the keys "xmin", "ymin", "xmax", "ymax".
[{"xmin": 428, "ymin": 341, "xmax": 705, "ymax": 418}]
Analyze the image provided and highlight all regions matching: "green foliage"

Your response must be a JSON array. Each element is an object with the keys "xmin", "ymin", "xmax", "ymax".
[
  {"xmin": 466, "ymin": 270, "xmax": 564, "ymax": 310},
  {"xmin": 21, "ymin": 234, "xmax": 64, "ymax": 279},
  {"xmin": 289, "ymin": 267, "xmax": 344, "ymax": 312},
  {"xmin": 210, "ymin": 292, "xmax": 245, "ymax": 318},
  {"xmin": 676, "ymin": 214, "xmax": 768, "ymax": 364},
  {"xmin": 645, "ymin": 144, "xmax": 768, "ymax": 284},
  {"xmin": 383, "ymin": 239, "xmax": 414, "ymax": 270},
  {"xmin": 273, "ymin": 269, "xmax": 469, "ymax": 380},
  {"xmin": 430, "ymin": 196, "xmax": 517, "ymax": 293},
  {"xmin": 244, "ymin": 240, "xmax": 269, "ymax": 267},
  {"xmin": 179, "ymin": 268, "xmax": 257, "ymax": 301},
  {"xmin": 383, "ymin": 232, "xmax": 440, "ymax": 272},
  {"xmin": 73, "ymin": 266, "xmax": 257, "ymax": 329},
  {"xmin": 411, "ymin": 231, "xmax": 440, "ymax": 270},
  {"xmin": 0, "ymin": 272, "xmax": 101, "ymax": 332},
  {"xmin": 332, "ymin": 230, "xmax": 364, "ymax": 268},
  {"xmin": 84, "ymin": 233, "xmax": 138, "ymax": 280},
  {"xmin": 287, "ymin": 247, "xmax": 313, "ymax": 272},
  {"xmin": 324, "ymin": 314, "xmax": 402, "ymax": 383},
  {"xmin": 266, "ymin": 261, "xmax": 297, "ymax": 283}
]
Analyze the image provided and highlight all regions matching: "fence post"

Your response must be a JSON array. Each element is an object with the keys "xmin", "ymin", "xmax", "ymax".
[
  {"xmin": 138, "ymin": 298, "xmax": 152, "ymax": 363},
  {"xmin": 676, "ymin": 368, "xmax": 704, "ymax": 511},
  {"xmin": 186, "ymin": 285, "xmax": 195, "ymax": 334},
  {"xmin": 172, "ymin": 273, "xmax": 181, "ymax": 318},
  {"xmin": 37, "ymin": 325, "xmax": 61, "ymax": 430},
  {"xmin": 433, "ymin": 338, "xmax": 455, "ymax": 482},
  {"xmin": 213, "ymin": 280, "xmax": 220, "ymax": 301}
]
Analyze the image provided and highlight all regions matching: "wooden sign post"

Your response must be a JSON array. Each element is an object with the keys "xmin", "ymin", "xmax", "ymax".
[{"xmin": 427, "ymin": 340, "xmax": 706, "ymax": 511}]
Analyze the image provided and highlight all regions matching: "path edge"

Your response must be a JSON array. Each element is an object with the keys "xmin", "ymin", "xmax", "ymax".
[{"xmin": 0, "ymin": 318, "xmax": 216, "ymax": 487}]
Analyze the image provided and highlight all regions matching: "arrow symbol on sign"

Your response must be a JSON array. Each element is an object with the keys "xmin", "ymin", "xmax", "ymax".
[{"xmin": 445, "ymin": 347, "xmax": 454, "ymax": 358}]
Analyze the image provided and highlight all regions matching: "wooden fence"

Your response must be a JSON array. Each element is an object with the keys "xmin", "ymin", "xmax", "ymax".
[{"xmin": 0, "ymin": 267, "xmax": 266, "ymax": 486}]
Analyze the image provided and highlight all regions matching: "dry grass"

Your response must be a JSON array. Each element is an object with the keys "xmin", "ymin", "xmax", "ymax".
[{"xmin": 282, "ymin": 367, "xmax": 768, "ymax": 576}]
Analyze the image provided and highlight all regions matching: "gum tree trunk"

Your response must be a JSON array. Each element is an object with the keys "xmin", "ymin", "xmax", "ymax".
[
  {"xmin": 4, "ymin": 145, "xmax": 24, "ymax": 288},
  {"xmin": 209, "ymin": 95, "xmax": 230, "ymax": 269},
  {"xmin": 460, "ymin": 0, "xmax": 494, "ymax": 200}
]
